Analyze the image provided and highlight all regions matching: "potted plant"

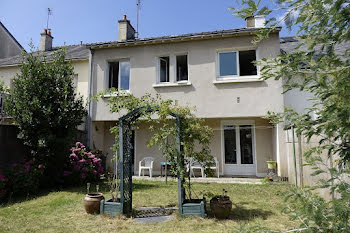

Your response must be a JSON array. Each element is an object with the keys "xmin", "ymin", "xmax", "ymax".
[
  {"xmin": 84, "ymin": 183, "xmax": 104, "ymax": 214},
  {"xmin": 210, "ymin": 189, "xmax": 232, "ymax": 219},
  {"xmin": 266, "ymin": 160, "xmax": 277, "ymax": 170},
  {"xmin": 99, "ymin": 172, "xmax": 122, "ymax": 217}
]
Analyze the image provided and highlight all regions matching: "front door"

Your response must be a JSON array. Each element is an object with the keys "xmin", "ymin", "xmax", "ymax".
[{"xmin": 222, "ymin": 122, "xmax": 256, "ymax": 176}]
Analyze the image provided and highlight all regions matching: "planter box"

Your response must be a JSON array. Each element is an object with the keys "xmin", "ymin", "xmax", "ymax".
[
  {"xmin": 181, "ymin": 198, "xmax": 206, "ymax": 218},
  {"xmin": 100, "ymin": 199, "xmax": 122, "ymax": 217}
]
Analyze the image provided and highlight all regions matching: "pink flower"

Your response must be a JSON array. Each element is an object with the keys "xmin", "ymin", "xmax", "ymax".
[
  {"xmin": 93, "ymin": 170, "xmax": 98, "ymax": 176},
  {"xmin": 82, "ymin": 167, "xmax": 88, "ymax": 173},
  {"xmin": 69, "ymin": 154, "xmax": 78, "ymax": 161},
  {"xmin": 38, "ymin": 164, "xmax": 44, "ymax": 169},
  {"xmin": 76, "ymin": 142, "xmax": 82, "ymax": 147},
  {"xmin": 80, "ymin": 173, "xmax": 86, "ymax": 179}
]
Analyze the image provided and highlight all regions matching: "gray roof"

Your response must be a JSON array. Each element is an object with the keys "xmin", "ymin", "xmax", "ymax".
[
  {"xmin": 280, "ymin": 36, "xmax": 350, "ymax": 56},
  {"xmin": 0, "ymin": 44, "xmax": 89, "ymax": 67},
  {"xmin": 0, "ymin": 21, "xmax": 25, "ymax": 52},
  {"xmin": 88, "ymin": 27, "xmax": 282, "ymax": 49}
]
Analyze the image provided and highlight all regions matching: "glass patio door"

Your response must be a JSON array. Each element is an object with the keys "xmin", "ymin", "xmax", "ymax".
[{"xmin": 223, "ymin": 123, "xmax": 256, "ymax": 176}]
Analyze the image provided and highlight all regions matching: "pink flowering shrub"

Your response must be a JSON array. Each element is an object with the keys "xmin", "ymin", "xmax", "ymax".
[
  {"xmin": 0, "ymin": 159, "xmax": 44, "ymax": 202},
  {"xmin": 63, "ymin": 142, "xmax": 104, "ymax": 184}
]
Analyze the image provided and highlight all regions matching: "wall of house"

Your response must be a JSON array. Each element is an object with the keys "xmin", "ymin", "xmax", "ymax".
[
  {"xmin": 90, "ymin": 33, "xmax": 283, "ymax": 122},
  {"xmin": 0, "ymin": 26, "xmax": 22, "ymax": 59},
  {"xmin": 96, "ymin": 117, "xmax": 276, "ymax": 177},
  {"xmin": 0, "ymin": 60, "xmax": 89, "ymax": 101}
]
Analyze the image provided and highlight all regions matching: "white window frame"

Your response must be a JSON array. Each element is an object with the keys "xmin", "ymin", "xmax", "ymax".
[
  {"xmin": 156, "ymin": 55, "xmax": 171, "ymax": 84},
  {"xmin": 105, "ymin": 58, "xmax": 131, "ymax": 92},
  {"xmin": 175, "ymin": 53, "xmax": 189, "ymax": 83},
  {"xmin": 216, "ymin": 47, "xmax": 260, "ymax": 82},
  {"xmin": 220, "ymin": 120, "xmax": 257, "ymax": 176}
]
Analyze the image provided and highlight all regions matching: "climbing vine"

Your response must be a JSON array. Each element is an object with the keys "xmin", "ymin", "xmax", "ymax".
[{"xmin": 96, "ymin": 89, "xmax": 214, "ymax": 179}]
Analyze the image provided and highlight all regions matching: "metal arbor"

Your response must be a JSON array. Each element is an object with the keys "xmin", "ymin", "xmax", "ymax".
[{"xmin": 118, "ymin": 107, "xmax": 185, "ymax": 216}]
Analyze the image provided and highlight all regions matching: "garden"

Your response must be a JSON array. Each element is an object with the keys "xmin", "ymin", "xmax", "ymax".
[{"xmin": 0, "ymin": 180, "xmax": 297, "ymax": 233}]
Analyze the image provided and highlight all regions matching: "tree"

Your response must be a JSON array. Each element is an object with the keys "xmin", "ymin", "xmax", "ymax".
[
  {"xmin": 231, "ymin": 0, "xmax": 350, "ymax": 231},
  {"xmin": 6, "ymin": 48, "xmax": 87, "ymax": 185}
]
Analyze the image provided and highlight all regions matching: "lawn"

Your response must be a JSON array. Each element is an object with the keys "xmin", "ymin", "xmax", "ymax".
[{"xmin": 0, "ymin": 180, "xmax": 298, "ymax": 233}]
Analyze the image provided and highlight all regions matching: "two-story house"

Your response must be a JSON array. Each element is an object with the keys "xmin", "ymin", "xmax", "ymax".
[{"xmin": 87, "ymin": 15, "xmax": 288, "ymax": 178}]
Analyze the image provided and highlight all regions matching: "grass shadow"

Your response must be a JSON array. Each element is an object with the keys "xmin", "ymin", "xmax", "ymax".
[{"xmin": 206, "ymin": 202, "xmax": 273, "ymax": 221}]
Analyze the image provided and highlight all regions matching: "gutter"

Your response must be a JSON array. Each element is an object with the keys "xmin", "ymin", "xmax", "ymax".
[{"xmin": 87, "ymin": 49, "xmax": 94, "ymax": 148}]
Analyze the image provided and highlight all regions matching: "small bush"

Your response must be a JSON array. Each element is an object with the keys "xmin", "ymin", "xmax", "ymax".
[
  {"xmin": 0, "ymin": 159, "xmax": 45, "ymax": 202},
  {"xmin": 63, "ymin": 142, "xmax": 104, "ymax": 185}
]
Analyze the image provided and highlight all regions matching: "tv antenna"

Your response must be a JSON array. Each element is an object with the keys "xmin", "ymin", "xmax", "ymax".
[
  {"xmin": 136, "ymin": 0, "xmax": 141, "ymax": 38},
  {"xmin": 46, "ymin": 8, "xmax": 53, "ymax": 30}
]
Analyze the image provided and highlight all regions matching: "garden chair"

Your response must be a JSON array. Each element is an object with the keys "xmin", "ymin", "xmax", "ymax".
[
  {"xmin": 205, "ymin": 157, "xmax": 220, "ymax": 178},
  {"xmin": 187, "ymin": 158, "xmax": 204, "ymax": 178},
  {"xmin": 139, "ymin": 157, "xmax": 154, "ymax": 178}
]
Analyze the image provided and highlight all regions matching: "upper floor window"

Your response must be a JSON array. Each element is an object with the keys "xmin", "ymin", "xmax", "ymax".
[
  {"xmin": 218, "ymin": 50, "xmax": 257, "ymax": 78},
  {"xmin": 176, "ymin": 54, "xmax": 188, "ymax": 81},
  {"xmin": 159, "ymin": 56, "xmax": 170, "ymax": 83},
  {"xmin": 109, "ymin": 60, "xmax": 130, "ymax": 90}
]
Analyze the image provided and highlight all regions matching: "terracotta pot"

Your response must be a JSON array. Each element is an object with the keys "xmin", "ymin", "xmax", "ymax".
[
  {"xmin": 84, "ymin": 193, "xmax": 104, "ymax": 214},
  {"xmin": 210, "ymin": 196, "xmax": 232, "ymax": 219}
]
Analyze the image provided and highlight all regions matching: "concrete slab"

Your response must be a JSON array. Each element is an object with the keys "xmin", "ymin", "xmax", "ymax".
[
  {"xmin": 134, "ymin": 215, "xmax": 174, "ymax": 223},
  {"xmin": 132, "ymin": 176, "xmax": 262, "ymax": 184}
]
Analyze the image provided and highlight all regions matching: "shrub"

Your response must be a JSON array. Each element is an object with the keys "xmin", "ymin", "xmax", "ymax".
[
  {"xmin": 0, "ymin": 159, "xmax": 45, "ymax": 202},
  {"xmin": 63, "ymin": 142, "xmax": 104, "ymax": 185}
]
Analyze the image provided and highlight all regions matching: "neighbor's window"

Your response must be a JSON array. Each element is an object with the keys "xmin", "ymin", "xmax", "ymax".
[
  {"xmin": 218, "ymin": 50, "xmax": 257, "ymax": 78},
  {"xmin": 159, "ymin": 56, "xmax": 170, "ymax": 83},
  {"xmin": 109, "ymin": 60, "xmax": 130, "ymax": 90},
  {"xmin": 176, "ymin": 55, "xmax": 188, "ymax": 81}
]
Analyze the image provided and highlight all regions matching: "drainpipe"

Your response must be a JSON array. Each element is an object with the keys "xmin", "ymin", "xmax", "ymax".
[
  {"xmin": 87, "ymin": 49, "xmax": 94, "ymax": 148},
  {"xmin": 291, "ymin": 125, "xmax": 298, "ymax": 187}
]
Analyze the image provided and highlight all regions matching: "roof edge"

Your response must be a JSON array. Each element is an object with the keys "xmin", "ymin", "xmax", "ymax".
[
  {"xmin": 0, "ymin": 21, "xmax": 26, "ymax": 52},
  {"xmin": 88, "ymin": 27, "xmax": 282, "ymax": 50}
]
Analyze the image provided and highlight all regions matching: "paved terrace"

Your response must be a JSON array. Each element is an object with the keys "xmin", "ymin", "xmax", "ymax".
[{"xmin": 133, "ymin": 176, "xmax": 262, "ymax": 184}]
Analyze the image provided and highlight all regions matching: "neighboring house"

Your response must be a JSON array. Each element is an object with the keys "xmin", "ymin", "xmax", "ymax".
[
  {"xmin": 0, "ymin": 21, "xmax": 24, "ymax": 59},
  {"xmin": 0, "ymin": 29, "xmax": 90, "ymax": 118},
  {"xmin": 87, "ymin": 15, "xmax": 289, "ymax": 178},
  {"xmin": 0, "ymin": 29, "xmax": 89, "ymax": 164}
]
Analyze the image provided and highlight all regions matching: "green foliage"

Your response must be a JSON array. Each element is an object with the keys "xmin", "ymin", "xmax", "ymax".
[
  {"xmin": 95, "ymin": 90, "xmax": 214, "ymax": 182},
  {"xmin": 5, "ymin": 47, "xmax": 87, "ymax": 184},
  {"xmin": 232, "ymin": 0, "xmax": 350, "ymax": 231}
]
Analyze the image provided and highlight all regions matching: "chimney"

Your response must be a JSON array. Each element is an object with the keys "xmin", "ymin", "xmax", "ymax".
[
  {"xmin": 118, "ymin": 15, "xmax": 136, "ymax": 42},
  {"xmin": 40, "ymin": 29, "xmax": 53, "ymax": 51},
  {"xmin": 245, "ymin": 15, "xmax": 266, "ymax": 28}
]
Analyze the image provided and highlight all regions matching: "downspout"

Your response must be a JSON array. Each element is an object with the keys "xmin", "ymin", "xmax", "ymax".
[
  {"xmin": 291, "ymin": 125, "xmax": 298, "ymax": 187},
  {"xmin": 87, "ymin": 49, "xmax": 94, "ymax": 148}
]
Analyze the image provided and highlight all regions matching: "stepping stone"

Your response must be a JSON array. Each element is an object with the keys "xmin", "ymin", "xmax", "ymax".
[{"xmin": 134, "ymin": 215, "xmax": 174, "ymax": 223}]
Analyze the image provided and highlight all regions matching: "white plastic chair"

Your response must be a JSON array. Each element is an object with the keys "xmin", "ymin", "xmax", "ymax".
[
  {"xmin": 139, "ymin": 157, "xmax": 154, "ymax": 178},
  {"xmin": 187, "ymin": 158, "xmax": 204, "ymax": 178},
  {"xmin": 206, "ymin": 157, "xmax": 220, "ymax": 178}
]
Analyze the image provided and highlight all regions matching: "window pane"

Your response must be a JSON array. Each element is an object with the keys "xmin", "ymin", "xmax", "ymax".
[
  {"xmin": 109, "ymin": 62, "xmax": 119, "ymax": 88},
  {"xmin": 219, "ymin": 52, "xmax": 237, "ymax": 76},
  {"xmin": 224, "ymin": 125, "xmax": 237, "ymax": 164},
  {"xmin": 240, "ymin": 125, "xmax": 253, "ymax": 164},
  {"xmin": 176, "ymin": 55, "xmax": 188, "ymax": 81},
  {"xmin": 159, "ymin": 56, "xmax": 169, "ymax": 82},
  {"xmin": 120, "ymin": 61, "xmax": 130, "ymax": 90},
  {"xmin": 239, "ymin": 50, "xmax": 257, "ymax": 76}
]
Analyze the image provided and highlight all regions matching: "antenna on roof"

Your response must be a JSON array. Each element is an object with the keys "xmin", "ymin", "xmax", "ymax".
[
  {"xmin": 136, "ymin": 0, "xmax": 141, "ymax": 38},
  {"xmin": 46, "ymin": 8, "xmax": 53, "ymax": 30}
]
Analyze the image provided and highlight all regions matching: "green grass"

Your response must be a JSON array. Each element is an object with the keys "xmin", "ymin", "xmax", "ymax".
[{"xmin": 0, "ymin": 180, "xmax": 298, "ymax": 233}]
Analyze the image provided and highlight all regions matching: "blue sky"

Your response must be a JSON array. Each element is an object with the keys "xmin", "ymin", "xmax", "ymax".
[{"xmin": 1, "ymin": 0, "xmax": 295, "ymax": 51}]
